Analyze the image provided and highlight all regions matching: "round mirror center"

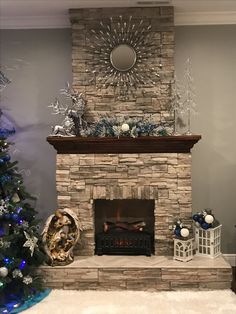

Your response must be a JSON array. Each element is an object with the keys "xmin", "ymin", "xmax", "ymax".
[{"xmin": 110, "ymin": 44, "xmax": 136, "ymax": 72}]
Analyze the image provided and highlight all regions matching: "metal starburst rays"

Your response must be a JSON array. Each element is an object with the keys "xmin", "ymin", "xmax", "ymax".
[{"xmin": 86, "ymin": 16, "xmax": 162, "ymax": 100}]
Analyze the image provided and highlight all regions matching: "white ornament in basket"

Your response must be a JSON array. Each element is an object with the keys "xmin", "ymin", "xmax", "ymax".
[
  {"xmin": 194, "ymin": 224, "xmax": 222, "ymax": 258},
  {"xmin": 174, "ymin": 238, "xmax": 194, "ymax": 262}
]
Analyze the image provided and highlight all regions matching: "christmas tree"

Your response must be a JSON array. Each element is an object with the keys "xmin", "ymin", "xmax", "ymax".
[
  {"xmin": 0, "ymin": 75, "xmax": 45, "ymax": 311},
  {"xmin": 0, "ymin": 133, "xmax": 45, "ymax": 311}
]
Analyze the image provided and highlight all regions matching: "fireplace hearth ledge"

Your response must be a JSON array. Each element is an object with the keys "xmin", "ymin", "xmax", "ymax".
[{"xmin": 37, "ymin": 255, "xmax": 232, "ymax": 291}]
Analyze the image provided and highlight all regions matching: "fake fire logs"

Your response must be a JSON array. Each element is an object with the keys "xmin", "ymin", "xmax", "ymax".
[{"xmin": 103, "ymin": 220, "xmax": 146, "ymax": 233}]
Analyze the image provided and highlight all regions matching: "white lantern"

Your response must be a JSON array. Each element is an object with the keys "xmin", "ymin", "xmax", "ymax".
[
  {"xmin": 121, "ymin": 123, "xmax": 130, "ymax": 132},
  {"xmin": 180, "ymin": 228, "xmax": 189, "ymax": 238},
  {"xmin": 204, "ymin": 214, "xmax": 214, "ymax": 224},
  {"xmin": 0, "ymin": 266, "xmax": 8, "ymax": 278}
]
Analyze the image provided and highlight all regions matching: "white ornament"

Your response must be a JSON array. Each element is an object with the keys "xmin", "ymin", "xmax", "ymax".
[
  {"xmin": 121, "ymin": 123, "xmax": 130, "ymax": 132},
  {"xmin": 180, "ymin": 228, "xmax": 189, "ymax": 238},
  {"xmin": 204, "ymin": 214, "xmax": 214, "ymax": 224},
  {"xmin": 23, "ymin": 231, "xmax": 38, "ymax": 256},
  {"xmin": 0, "ymin": 266, "xmax": 8, "ymax": 278}
]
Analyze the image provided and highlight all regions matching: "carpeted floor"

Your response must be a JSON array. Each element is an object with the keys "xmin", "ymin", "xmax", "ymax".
[{"xmin": 22, "ymin": 289, "xmax": 236, "ymax": 314}]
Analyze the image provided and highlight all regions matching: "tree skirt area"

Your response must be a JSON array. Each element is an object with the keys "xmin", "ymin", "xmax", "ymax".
[{"xmin": 21, "ymin": 289, "xmax": 236, "ymax": 314}]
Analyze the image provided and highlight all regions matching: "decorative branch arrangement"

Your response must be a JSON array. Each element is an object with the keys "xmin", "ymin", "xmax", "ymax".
[
  {"xmin": 49, "ymin": 83, "xmax": 87, "ymax": 136},
  {"xmin": 182, "ymin": 58, "xmax": 197, "ymax": 135},
  {"xmin": 170, "ymin": 58, "xmax": 197, "ymax": 135}
]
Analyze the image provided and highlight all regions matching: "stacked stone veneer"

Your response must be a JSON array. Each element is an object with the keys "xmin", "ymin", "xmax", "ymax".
[
  {"xmin": 70, "ymin": 7, "xmax": 174, "ymax": 122},
  {"xmin": 56, "ymin": 152, "xmax": 192, "ymax": 256},
  {"xmin": 38, "ymin": 264, "xmax": 232, "ymax": 291}
]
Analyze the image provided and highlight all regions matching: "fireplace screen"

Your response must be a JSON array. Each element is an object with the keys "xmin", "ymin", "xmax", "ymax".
[{"xmin": 94, "ymin": 199, "xmax": 154, "ymax": 256}]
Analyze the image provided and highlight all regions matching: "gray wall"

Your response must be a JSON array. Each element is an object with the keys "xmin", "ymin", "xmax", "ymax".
[
  {"xmin": 0, "ymin": 29, "xmax": 72, "ymax": 220},
  {"xmin": 0, "ymin": 26, "xmax": 235, "ymax": 253},
  {"xmin": 175, "ymin": 26, "xmax": 236, "ymax": 254}
]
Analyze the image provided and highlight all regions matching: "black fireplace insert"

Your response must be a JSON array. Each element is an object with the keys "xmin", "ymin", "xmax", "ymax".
[{"xmin": 95, "ymin": 230, "xmax": 152, "ymax": 256}]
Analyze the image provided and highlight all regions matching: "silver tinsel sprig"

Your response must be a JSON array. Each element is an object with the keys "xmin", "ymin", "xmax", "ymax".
[
  {"xmin": 0, "ymin": 199, "xmax": 9, "ymax": 215},
  {"xmin": 23, "ymin": 231, "xmax": 38, "ymax": 256},
  {"xmin": 0, "ymin": 238, "xmax": 11, "ymax": 249},
  {"xmin": 12, "ymin": 269, "xmax": 23, "ymax": 278},
  {"xmin": 23, "ymin": 275, "xmax": 33, "ymax": 285}
]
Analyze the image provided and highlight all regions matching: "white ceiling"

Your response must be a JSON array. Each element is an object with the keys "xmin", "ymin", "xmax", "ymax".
[{"xmin": 0, "ymin": 0, "xmax": 236, "ymax": 29}]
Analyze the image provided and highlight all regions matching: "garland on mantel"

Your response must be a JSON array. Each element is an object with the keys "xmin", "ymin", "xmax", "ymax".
[{"xmin": 84, "ymin": 115, "xmax": 172, "ymax": 138}]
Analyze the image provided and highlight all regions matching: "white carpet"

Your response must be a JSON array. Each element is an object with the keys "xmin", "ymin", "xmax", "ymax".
[{"xmin": 22, "ymin": 290, "xmax": 236, "ymax": 314}]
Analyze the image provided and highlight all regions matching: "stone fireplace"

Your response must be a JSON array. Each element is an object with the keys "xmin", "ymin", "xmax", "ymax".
[
  {"xmin": 49, "ymin": 136, "xmax": 200, "ymax": 257},
  {"xmin": 41, "ymin": 6, "xmax": 232, "ymax": 291}
]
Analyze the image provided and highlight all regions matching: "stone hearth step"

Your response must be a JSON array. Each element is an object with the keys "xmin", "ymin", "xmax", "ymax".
[{"xmin": 37, "ymin": 255, "xmax": 232, "ymax": 291}]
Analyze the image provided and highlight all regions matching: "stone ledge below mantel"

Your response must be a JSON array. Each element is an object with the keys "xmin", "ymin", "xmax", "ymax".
[{"xmin": 47, "ymin": 135, "xmax": 201, "ymax": 154}]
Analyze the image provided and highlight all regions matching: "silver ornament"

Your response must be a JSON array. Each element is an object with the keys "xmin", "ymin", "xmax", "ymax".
[{"xmin": 0, "ymin": 266, "xmax": 8, "ymax": 277}]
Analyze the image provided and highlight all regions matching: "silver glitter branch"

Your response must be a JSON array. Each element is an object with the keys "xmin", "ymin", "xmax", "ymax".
[
  {"xmin": 49, "ymin": 83, "xmax": 87, "ymax": 137},
  {"xmin": 0, "ymin": 70, "xmax": 11, "ymax": 92},
  {"xmin": 182, "ymin": 58, "xmax": 197, "ymax": 135},
  {"xmin": 170, "ymin": 75, "xmax": 184, "ymax": 135},
  {"xmin": 170, "ymin": 58, "xmax": 197, "ymax": 135}
]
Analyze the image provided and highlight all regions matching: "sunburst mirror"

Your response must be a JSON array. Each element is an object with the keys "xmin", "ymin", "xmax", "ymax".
[{"xmin": 86, "ymin": 16, "xmax": 163, "ymax": 100}]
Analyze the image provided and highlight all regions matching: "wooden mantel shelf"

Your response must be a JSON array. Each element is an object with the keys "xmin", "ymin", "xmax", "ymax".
[{"xmin": 47, "ymin": 135, "xmax": 201, "ymax": 154}]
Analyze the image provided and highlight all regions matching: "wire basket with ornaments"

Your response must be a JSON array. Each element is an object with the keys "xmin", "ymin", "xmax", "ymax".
[
  {"xmin": 193, "ymin": 209, "xmax": 222, "ymax": 258},
  {"xmin": 173, "ymin": 219, "xmax": 194, "ymax": 262}
]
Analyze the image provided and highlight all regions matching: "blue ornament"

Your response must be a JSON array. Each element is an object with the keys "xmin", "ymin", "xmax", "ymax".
[
  {"xmin": 174, "ymin": 228, "xmax": 181, "ymax": 237},
  {"xmin": 0, "ymin": 158, "xmax": 5, "ymax": 164},
  {"xmin": 11, "ymin": 213, "xmax": 19, "ymax": 221},
  {"xmin": 198, "ymin": 216, "xmax": 204, "ymax": 224},
  {"xmin": 192, "ymin": 214, "xmax": 199, "ymax": 222},
  {"xmin": 3, "ymin": 155, "xmax": 10, "ymax": 162},
  {"xmin": 4, "ymin": 213, "xmax": 11, "ymax": 220},
  {"xmin": 201, "ymin": 222, "xmax": 210, "ymax": 230},
  {"xmin": 0, "ymin": 227, "xmax": 5, "ymax": 236},
  {"xmin": 3, "ymin": 258, "xmax": 10, "ymax": 264}
]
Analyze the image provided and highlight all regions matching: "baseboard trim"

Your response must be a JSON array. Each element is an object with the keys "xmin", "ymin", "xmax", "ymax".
[{"xmin": 223, "ymin": 254, "xmax": 236, "ymax": 266}]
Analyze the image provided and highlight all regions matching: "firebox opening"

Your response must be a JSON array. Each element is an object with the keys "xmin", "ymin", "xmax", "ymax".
[{"xmin": 94, "ymin": 199, "xmax": 155, "ymax": 256}]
